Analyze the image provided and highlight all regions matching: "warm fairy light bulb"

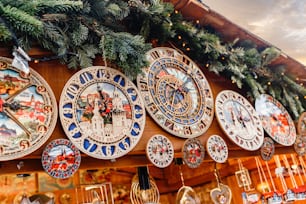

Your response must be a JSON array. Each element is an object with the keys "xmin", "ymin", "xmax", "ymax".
[{"xmin": 140, "ymin": 189, "xmax": 157, "ymax": 204}]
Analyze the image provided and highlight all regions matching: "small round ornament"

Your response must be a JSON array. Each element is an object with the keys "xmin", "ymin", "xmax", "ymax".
[
  {"xmin": 42, "ymin": 139, "xmax": 81, "ymax": 179},
  {"xmin": 146, "ymin": 134, "xmax": 174, "ymax": 168},
  {"xmin": 294, "ymin": 135, "xmax": 306, "ymax": 156},
  {"xmin": 206, "ymin": 134, "xmax": 228, "ymax": 163},
  {"xmin": 182, "ymin": 138, "xmax": 205, "ymax": 168},
  {"xmin": 255, "ymin": 94, "xmax": 296, "ymax": 146},
  {"xmin": 260, "ymin": 137, "xmax": 275, "ymax": 161}
]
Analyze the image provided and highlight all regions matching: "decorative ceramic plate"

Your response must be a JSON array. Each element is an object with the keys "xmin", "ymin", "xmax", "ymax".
[
  {"xmin": 41, "ymin": 139, "xmax": 81, "ymax": 179},
  {"xmin": 59, "ymin": 66, "xmax": 146, "ymax": 160},
  {"xmin": 215, "ymin": 90, "xmax": 264, "ymax": 151},
  {"xmin": 146, "ymin": 134, "xmax": 174, "ymax": 168},
  {"xmin": 0, "ymin": 57, "xmax": 57, "ymax": 161},
  {"xmin": 206, "ymin": 134, "xmax": 228, "ymax": 163},
  {"xmin": 137, "ymin": 47, "xmax": 214, "ymax": 138},
  {"xmin": 255, "ymin": 94, "xmax": 296, "ymax": 146},
  {"xmin": 182, "ymin": 138, "xmax": 205, "ymax": 168}
]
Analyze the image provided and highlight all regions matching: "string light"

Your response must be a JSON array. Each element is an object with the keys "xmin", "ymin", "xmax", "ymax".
[
  {"xmin": 267, "ymin": 81, "xmax": 271, "ymax": 86},
  {"xmin": 178, "ymin": 35, "xmax": 182, "ymax": 40}
]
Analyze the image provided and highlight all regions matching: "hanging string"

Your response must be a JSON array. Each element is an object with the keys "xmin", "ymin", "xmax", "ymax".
[
  {"xmin": 179, "ymin": 165, "xmax": 185, "ymax": 187},
  {"xmin": 298, "ymin": 156, "xmax": 306, "ymax": 180},
  {"xmin": 214, "ymin": 162, "xmax": 222, "ymax": 189},
  {"xmin": 255, "ymin": 157, "xmax": 271, "ymax": 193},
  {"xmin": 264, "ymin": 160, "xmax": 276, "ymax": 192},
  {"xmin": 282, "ymin": 154, "xmax": 297, "ymax": 189},
  {"xmin": 274, "ymin": 155, "xmax": 287, "ymax": 193},
  {"xmin": 291, "ymin": 154, "xmax": 304, "ymax": 186}
]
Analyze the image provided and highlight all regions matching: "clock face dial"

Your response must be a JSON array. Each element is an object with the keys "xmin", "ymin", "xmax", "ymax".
[
  {"xmin": 255, "ymin": 94, "xmax": 296, "ymax": 146},
  {"xmin": 59, "ymin": 66, "xmax": 146, "ymax": 160},
  {"xmin": 137, "ymin": 47, "xmax": 214, "ymax": 138},
  {"xmin": 146, "ymin": 134, "xmax": 174, "ymax": 168},
  {"xmin": 206, "ymin": 134, "xmax": 228, "ymax": 163},
  {"xmin": 297, "ymin": 112, "xmax": 306, "ymax": 136},
  {"xmin": 215, "ymin": 90, "xmax": 264, "ymax": 151},
  {"xmin": 42, "ymin": 139, "xmax": 81, "ymax": 179},
  {"xmin": 0, "ymin": 57, "xmax": 58, "ymax": 161},
  {"xmin": 260, "ymin": 137, "xmax": 275, "ymax": 161},
  {"xmin": 182, "ymin": 138, "xmax": 205, "ymax": 168}
]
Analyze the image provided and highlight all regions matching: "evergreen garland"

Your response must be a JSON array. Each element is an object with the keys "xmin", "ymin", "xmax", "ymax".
[{"xmin": 0, "ymin": 0, "xmax": 306, "ymax": 120}]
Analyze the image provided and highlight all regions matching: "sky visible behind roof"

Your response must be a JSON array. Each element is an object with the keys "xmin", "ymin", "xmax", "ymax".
[{"xmin": 204, "ymin": 0, "xmax": 306, "ymax": 66}]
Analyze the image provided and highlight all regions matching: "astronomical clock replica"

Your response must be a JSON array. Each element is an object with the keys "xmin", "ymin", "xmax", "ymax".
[
  {"xmin": 0, "ymin": 57, "xmax": 57, "ymax": 161},
  {"xmin": 59, "ymin": 66, "xmax": 146, "ymax": 160},
  {"xmin": 137, "ymin": 47, "xmax": 214, "ymax": 138}
]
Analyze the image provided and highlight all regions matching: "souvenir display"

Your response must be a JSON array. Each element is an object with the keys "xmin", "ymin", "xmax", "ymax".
[
  {"xmin": 206, "ymin": 134, "xmax": 228, "ymax": 163},
  {"xmin": 59, "ymin": 66, "xmax": 146, "ymax": 160},
  {"xmin": 294, "ymin": 135, "xmax": 306, "ymax": 156},
  {"xmin": 297, "ymin": 112, "xmax": 306, "ymax": 135},
  {"xmin": 137, "ymin": 47, "xmax": 214, "ymax": 138},
  {"xmin": 41, "ymin": 139, "xmax": 81, "ymax": 179},
  {"xmin": 260, "ymin": 137, "xmax": 275, "ymax": 161},
  {"xmin": 215, "ymin": 90, "xmax": 264, "ymax": 151},
  {"xmin": 210, "ymin": 167, "xmax": 232, "ymax": 204},
  {"xmin": 182, "ymin": 138, "xmax": 205, "ymax": 168},
  {"xmin": 0, "ymin": 57, "xmax": 57, "ymax": 161},
  {"xmin": 255, "ymin": 94, "xmax": 296, "ymax": 146},
  {"xmin": 146, "ymin": 134, "xmax": 174, "ymax": 168}
]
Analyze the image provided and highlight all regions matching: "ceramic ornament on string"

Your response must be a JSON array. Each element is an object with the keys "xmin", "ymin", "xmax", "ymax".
[
  {"xmin": 260, "ymin": 137, "xmax": 275, "ymax": 161},
  {"xmin": 210, "ymin": 165, "xmax": 232, "ymax": 204},
  {"xmin": 182, "ymin": 137, "xmax": 205, "ymax": 168}
]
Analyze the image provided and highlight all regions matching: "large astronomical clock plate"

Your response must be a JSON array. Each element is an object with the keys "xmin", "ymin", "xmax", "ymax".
[
  {"xmin": 0, "ymin": 57, "xmax": 57, "ymax": 161},
  {"xmin": 206, "ymin": 134, "xmax": 228, "ymax": 163},
  {"xmin": 182, "ymin": 138, "xmax": 205, "ymax": 168},
  {"xmin": 59, "ymin": 66, "xmax": 146, "ymax": 160},
  {"xmin": 42, "ymin": 139, "xmax": 81, "ymax": 179},
  {"xmin": 146, "ymin": 134, "xmax": 174, "ymax": 168},
  {"xmin": 297, "ymin": 112, "xmax": 306, "ymax": 136},
  {"xmin": 137, "ymin": 47, "xmax": 214, "ymax": 138},
  {"xmin": 215, "ymin": 90, "xmax": 264, "ymax": 151},
  {"xmin": 255, "ymin": 94, "xmax": 296, "ymax": 146}
]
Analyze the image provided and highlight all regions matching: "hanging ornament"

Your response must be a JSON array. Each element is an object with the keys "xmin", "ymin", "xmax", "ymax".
[
  {"xmin": 260, "ymin": 137, "xmax": 275, "ymax": 161},
  {"xmin": 236, "ymin": 159, "xmax": 260, "ymax": 203},
  {"xmin": 235, "ymin": 159, "xmax": 252, "ymax": 191},
  {"xmin": 294, "ymin": 135, "xmax": 306, "ymax": 156},
  {"xmin": 182, "ymin": 138, "xmax": 205, "ymax": 168},
  {"xmin": 130, "ymin": 166, "xmax": 160, "ymax": 204},
  {"xmin": 210, "ymin": 163, "xmax": 232, "ymax": 204},
  {"xmin": 175, "ymin": 158, "xmax": 200, "ymax": 204}
]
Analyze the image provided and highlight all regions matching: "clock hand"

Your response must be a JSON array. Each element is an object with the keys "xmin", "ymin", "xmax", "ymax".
[{"xmin": 4, "ymin": 109, "xmax": 31, "ymax": 137}]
